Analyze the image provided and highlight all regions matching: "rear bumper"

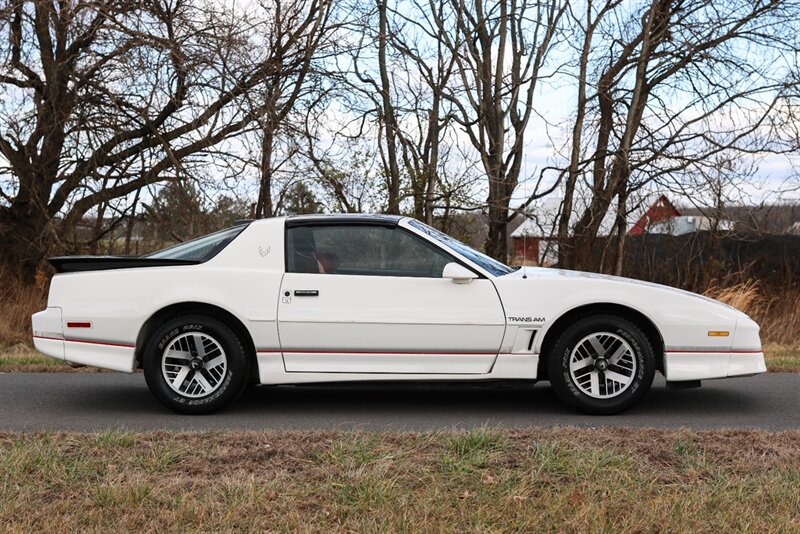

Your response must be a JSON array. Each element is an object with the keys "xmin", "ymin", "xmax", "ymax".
[
  {"xmin": 32, "ymin": 307, "xmax": 65, "ymax": 361},
  {"xmin": 32, "ymin": 307, "xmax": 136, "ymax": 372},
  {"xmin": 664, "ymin": 350, "xmax": 766, "ymax": 381}
]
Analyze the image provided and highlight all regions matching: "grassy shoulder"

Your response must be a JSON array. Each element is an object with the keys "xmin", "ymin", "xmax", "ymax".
[
  {"xmin": 0, "ymin": 343, "xmax": 71, "ymax": 372},
  {"xmin": 763, "ymin": 343, "xmax": 800, "ymax": 372},
  {"xmin": 2, "ymin": 343, "xmax": 799, "ymax": 373},
  {"xmin": 1, "ymin": 428, "xmax": 798, "ymax": 532}
]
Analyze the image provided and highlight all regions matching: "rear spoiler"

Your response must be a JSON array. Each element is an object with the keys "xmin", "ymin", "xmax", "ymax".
[{"xmin": 49, "ymin": 256, "xmax": 200, "ymax": 274}]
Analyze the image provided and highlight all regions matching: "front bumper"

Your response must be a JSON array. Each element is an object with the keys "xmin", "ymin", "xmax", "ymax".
[
  {"xmin": 665, "ymin": 350, "xmax": 766, "ymax": 381},
  {"xmin": 663, "ymin": 313, "xmax": 766, "ymax": 381}
]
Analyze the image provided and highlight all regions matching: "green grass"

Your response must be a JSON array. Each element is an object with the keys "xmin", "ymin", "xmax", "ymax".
[
  {"xmin": 763, "ymin": 343, "xmax": 800, "ymax": 372},
  {"xmin": 0, "ymin": 343, "xmax": 69, "ymax": 371},
  {"xmin": 0, "ymin": 429, "xmax": 798, "ymax": 532}
]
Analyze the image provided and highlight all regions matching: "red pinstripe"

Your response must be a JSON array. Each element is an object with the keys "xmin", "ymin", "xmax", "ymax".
[
  {"xmin": 666, "ymin": 349, "xmax": 762, "ymax": 354},
  {"xmin": 34, "ymin": 336, "xmax": 134, "ymax": 349},
  {"xmin": 257, "ymin": 349, "xmax": 497, "ymax": 355}
]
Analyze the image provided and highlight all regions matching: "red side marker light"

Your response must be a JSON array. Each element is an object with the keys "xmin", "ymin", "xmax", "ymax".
[{"xmin": 66, "ymin": 322, "xmax": 92, "ymax": 328}]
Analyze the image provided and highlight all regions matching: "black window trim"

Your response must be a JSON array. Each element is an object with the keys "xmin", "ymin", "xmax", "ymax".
[
  {"xmin": 405, "ymin": 219, "xmax": 513, "ymax": 278},
  {"xmin": 283, "ymin": 221, "xmax": 485, "ymax": 279},
  {"xmin": 144, "ymin": 222, "xmax": 251, "ymax": 263},
  {"xmin": 286, "ymin": 214, "xmax": 401, "ymax": 228},
  {"xmin": 51, "ymin": 222, "xmax": 251, "ymax": 273}
]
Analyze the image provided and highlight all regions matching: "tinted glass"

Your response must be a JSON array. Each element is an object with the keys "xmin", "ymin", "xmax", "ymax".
[
  {"xmin": 287, "ymin": 225, "xmax": 454, "ymax": 277},
  {"xmin": 408, "ymin": 220, "xmax": 515, "ymax": 276},
  {"xmin": 146, "ymin": 225, "xmax": 247, "ymax": 261}
]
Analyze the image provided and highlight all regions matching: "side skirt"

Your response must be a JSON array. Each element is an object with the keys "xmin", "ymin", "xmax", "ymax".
[{"xmin": 256, "ymin": 352, "xmax": 539, "ymax": 385}]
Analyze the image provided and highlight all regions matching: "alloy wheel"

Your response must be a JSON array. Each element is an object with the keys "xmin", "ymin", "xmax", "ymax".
[
  {"xmin": 161, "ymin": 332, "xmax": 228, "ymax": 398},
  {"xmin": 568, "ymin": 332, "xmax": 637, "ymax": 399}
]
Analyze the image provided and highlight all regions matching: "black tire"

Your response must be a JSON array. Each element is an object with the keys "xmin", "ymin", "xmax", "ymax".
[
  {"xmin": 143, "ymin": 315, "xmax": 249, "ymax": 414},
  {"xmin": 547, "ymin": 314, "xmax": 655, "ymax": 415}
]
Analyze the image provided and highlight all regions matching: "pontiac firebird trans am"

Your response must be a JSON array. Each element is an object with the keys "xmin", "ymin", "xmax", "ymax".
[{"xmin": 32, "ymin": 214, "xmax": 766, "ymax": 414}]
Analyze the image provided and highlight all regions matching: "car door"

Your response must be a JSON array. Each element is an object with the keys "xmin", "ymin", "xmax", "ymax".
[{"xmin": 277, "ymin": 221, "xmax": 506, "ymax": 374}]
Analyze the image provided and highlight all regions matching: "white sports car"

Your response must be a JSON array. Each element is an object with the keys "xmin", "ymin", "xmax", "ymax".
[{"xmin": 32, "ymin": 214, "xmax": 766, "ymax": 414}]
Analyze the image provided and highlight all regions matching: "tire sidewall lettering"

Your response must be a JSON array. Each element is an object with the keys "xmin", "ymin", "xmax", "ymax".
[
  {"xmin": 550, "ymin": 315, "xmax": 656, "ymax": 414},
  {"xmin": 144, "ymin": 315, "xmax": 248, "ymax": 414}
]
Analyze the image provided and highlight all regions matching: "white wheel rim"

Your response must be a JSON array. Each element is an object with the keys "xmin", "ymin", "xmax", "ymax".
[
  {"xmin": 568, "ymin": 332, "xmax": 637, "ymax": 399},
  {"xmin": 161, "ymin": 332, "xmax": 227, "ymax": 398}
]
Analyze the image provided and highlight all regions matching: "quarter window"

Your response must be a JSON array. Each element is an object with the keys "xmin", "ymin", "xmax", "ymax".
[
  {"xmin": 145, "ymin": 224, "xmax": 248, "ymax": 262},
  {"xmin": 287, "ymin": 225, "xmax": 455, "ymax": 277}
]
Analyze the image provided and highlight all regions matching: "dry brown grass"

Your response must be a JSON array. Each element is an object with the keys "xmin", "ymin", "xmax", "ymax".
[
  {"xmin": 704, "ymin": 281, "xmax": 800, "ymax": 370},
  {"xmin": 0, "ymin": 267, "xmax": 47, "ymax": 346},
  {"xmin": 0, "ymin": 428, "xmax": 798, "ymax": 532},
  {"xmin": 704, "ymin": 279, "xmax": 762, "ymax": 312},
  {"xmin": 704, "ymin": 280, "xmax": 800, "ymax": 346}
]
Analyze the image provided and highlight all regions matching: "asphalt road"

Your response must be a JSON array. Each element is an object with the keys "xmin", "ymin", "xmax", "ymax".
[{"xmin": 0, "ymin": 372, "xmax": 797, "ymax": 432}]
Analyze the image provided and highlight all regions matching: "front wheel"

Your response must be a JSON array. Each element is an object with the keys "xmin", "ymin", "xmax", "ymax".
[
  {"xmin": 143, "ymin": 315, "xmax": 249, "ymax": 414},
  {"xmin": 547, "ymin": 315, "xmax": 655, "ymax": 415}
]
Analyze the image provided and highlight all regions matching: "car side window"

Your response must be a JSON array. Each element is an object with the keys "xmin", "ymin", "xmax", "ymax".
[{"xmin": 286, "ymin": 225, "xmax": 455, "ymax": 277}]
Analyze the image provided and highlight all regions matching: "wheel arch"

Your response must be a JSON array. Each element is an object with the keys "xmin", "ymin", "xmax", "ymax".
[
  {"xmin": 536, "ymin": 302, "xmax": 665, "ymax": 380},
  {"xmin": 135, "ymin": 302, "xmax": 259, "ymax": 382}
]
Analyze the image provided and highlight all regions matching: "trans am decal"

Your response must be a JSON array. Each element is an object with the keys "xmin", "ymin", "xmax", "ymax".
[{"xmin": 507, "ymin": 316, "xmax": 545, "ymax": 324}]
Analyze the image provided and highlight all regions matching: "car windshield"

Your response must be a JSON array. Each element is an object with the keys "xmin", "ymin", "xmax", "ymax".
[
  {"xmin": 145, "ymin": 224, "xmax": 248, "ymax": 261},
  {"xmin": 408, "ymin": 220, "xmax": 515, "ymax": 277}
]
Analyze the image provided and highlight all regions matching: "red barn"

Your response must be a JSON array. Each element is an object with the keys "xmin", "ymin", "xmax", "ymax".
[{"xmin": 629, "ymin": 195, "xmax": 680, "ymax": 236}]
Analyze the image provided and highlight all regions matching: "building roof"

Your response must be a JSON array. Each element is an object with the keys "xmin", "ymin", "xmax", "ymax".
[
  {"xmin": 649, "ymin": 215, "xmax": 734, "ymax": 236},
  {"xmin": 508, "ymin": 199, "xmax": 616, "ymax": 239},
  {"xmin": 629, "ymin": 195, "xmax": 680, "ymax": 236},
  {"xmin": 510, "ymin": 218, "xmax": 550, "ymax": 238}
]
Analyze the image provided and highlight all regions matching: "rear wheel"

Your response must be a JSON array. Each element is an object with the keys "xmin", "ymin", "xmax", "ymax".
[
  {"xmin": 547, "ymin": 314, "xmax": 655, "ymax": 414},
  {"xmin": 143, "ymin": 315, "xmax": 248, "ymax": 414}
]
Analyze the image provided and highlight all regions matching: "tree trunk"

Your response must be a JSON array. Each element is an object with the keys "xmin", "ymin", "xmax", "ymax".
[
  {"xmin": 557, "ymin": 3, "xmax": 595, "ymax": 270},
  {"xmin": 378, "ymin": 0, "xmax": 402, "ymax": 214},
  {"xmin": 485, "ymin": 171, "xmax": 510, "ymax": 262},
  {"xmin": 485, "ymin": 210, "xmax": 508, "ymax": 262},
  {"xmin": 423, "ymin": 105, "xmax": 440, "ymax": 225},
  {"xmin": 613, "ymin": 187, "xmax": 628, "ymax": 276},
  {"xmin": 124, "ymin": 189, "xmax": 141, "ymax": 255},
  {"xmin": 256, "ymin": 126, "xmax": 275, "ymax": 218},
  {"xmin": 89, "ymin": 202, "xmax": 106, "ymax": 255},
  {"xmin": 0, "ymin": 161, "xmax": 54, "ymax": 280},
  {"xmin": 0, "ymin": 205, "xmax": 50, "ymax": 282}
]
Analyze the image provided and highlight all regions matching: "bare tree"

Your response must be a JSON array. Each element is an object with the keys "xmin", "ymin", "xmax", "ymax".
[
  {"xmin": 0, "ymin": 0, "xmax": 303, "ymax": 278},
  {"xmin": 428, "ymin": 0, "xmax": 568, "ymax": 261},
  {"xmin": 535, "ymin": 0, "xmax": 799, "ymax": 273},
  {"xmin": 388, "ymin": 0, "xmax": 459, "ymax": 224},
  {"xmin": 250, "ymin": 0, "xmax": 336, "ymax": 218},
  {"xmin": 300, "ymin": 86, "xmax": 385, "ymax": 213},
  {"xmin": 337, "ymin": 0, "xmax": 406, "ymax": 213}
]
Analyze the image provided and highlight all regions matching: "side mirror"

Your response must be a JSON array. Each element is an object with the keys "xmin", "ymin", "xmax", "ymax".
[{"xmin": 442, "ymin": 262, "xmax": 478, "ymax": 284}]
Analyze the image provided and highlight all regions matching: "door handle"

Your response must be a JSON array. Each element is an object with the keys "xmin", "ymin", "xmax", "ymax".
[{"xmin": 294, "ymin": 290, "xmax": 319, "ymax": 297}]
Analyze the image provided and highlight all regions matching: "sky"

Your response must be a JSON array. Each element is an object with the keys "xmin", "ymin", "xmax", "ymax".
[{"xmin": 2, "ymin": 0, "xmax": 799, "ymax": 222}]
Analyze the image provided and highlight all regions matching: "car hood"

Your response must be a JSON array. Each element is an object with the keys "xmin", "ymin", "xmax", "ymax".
[
  {"xmin": 501, "ymin": 266, "xmax": 736, "ymax": 309},
  {"xmin": 494, "ymin": 265, "xmax": 753, "ymax": 332}
]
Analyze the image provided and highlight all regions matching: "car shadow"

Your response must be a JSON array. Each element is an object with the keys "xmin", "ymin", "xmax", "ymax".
[
  {"xmin": 28, "ymin": 373, "xmax": 782, "ymax": 431},
  {"xmin": 223, "ymin": 377, "xmax": 773, "ymax": 428}
]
